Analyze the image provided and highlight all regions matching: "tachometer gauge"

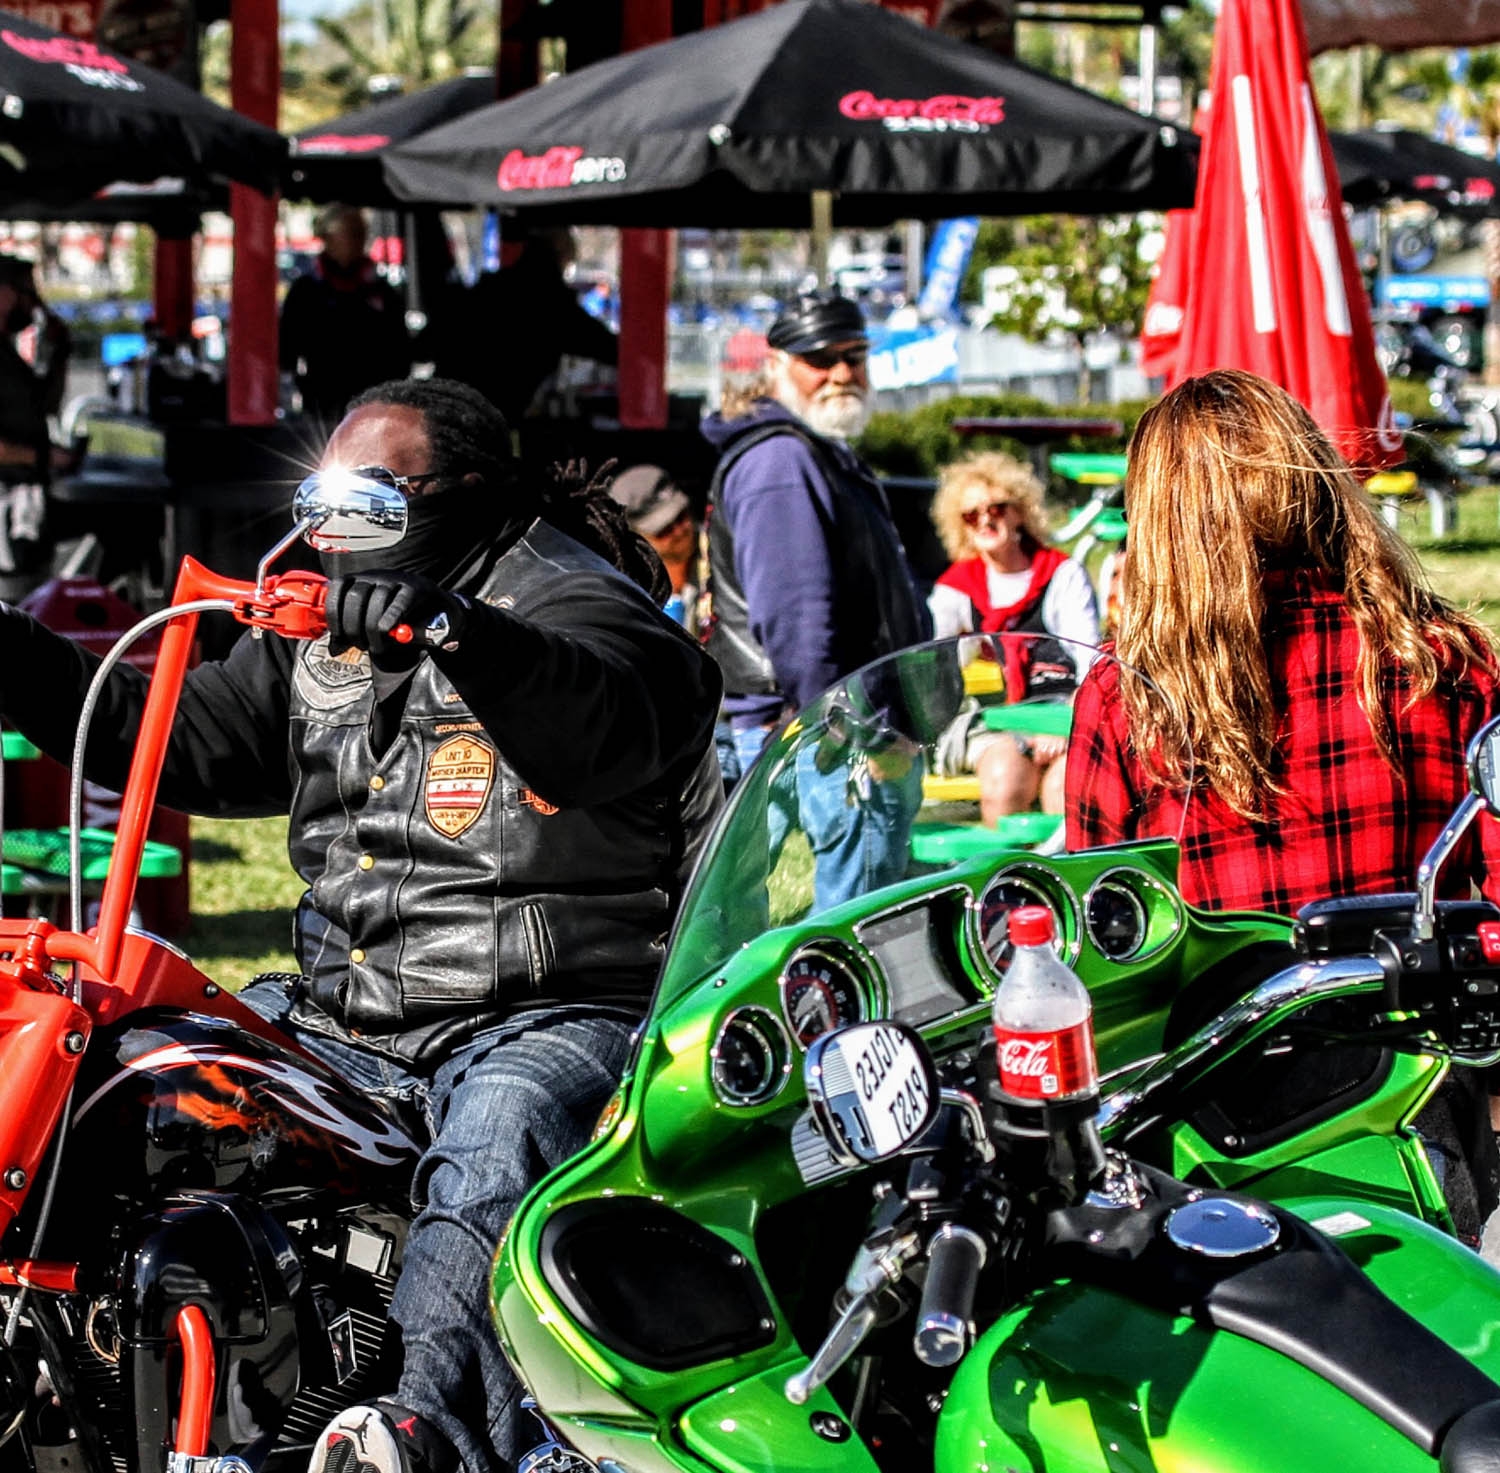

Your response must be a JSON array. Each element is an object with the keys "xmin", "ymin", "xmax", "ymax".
[
  {"xmin": 780, "ymin": 948, "xmax": 865, "ymax": 1048},
  {"xmin": 974, "ymin": 869, "xmax": 1070, "ymax": 978}
]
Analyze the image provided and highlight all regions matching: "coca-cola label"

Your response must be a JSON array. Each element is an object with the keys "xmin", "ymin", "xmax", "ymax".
[
  {"xmin": 994, "ymin": 1020, "xmax": 1096, "ymax": 1101},
  {"xmin": 496, "ymin": 146, "xmax": 627, "ymax": 192},
  {"xmin": 838, "ymin": 89, "xmax": 1005, "ymax": 133},
  {"xmin": 2, "ymin": 28, "xmax": 145, "ymax": 89}
]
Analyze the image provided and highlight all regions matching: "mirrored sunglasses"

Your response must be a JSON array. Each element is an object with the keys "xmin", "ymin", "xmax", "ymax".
[{"xmin": 296, "ymin": 465, "xmax": 447, "ymax": 500}]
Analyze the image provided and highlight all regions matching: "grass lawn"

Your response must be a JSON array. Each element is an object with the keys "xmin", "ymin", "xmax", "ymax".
[
  {"xmin": 183, "ymin": 475, "xmax": 1500, "ymax": 990},
  {"xmin": 1406, "ymin": 480, "xmax": 1500, "ymax": 637},
  {"xmin": 185, "ymin": 814, "xmax": 301, "ymax": 992}
]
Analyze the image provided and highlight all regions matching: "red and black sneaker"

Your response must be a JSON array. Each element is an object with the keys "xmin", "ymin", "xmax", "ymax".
[{"xmin": 308, "ymin": 1401, "xmax": 455, "ymax": 1473}]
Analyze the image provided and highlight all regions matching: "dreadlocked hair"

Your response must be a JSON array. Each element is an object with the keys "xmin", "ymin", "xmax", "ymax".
[
  {"xmin": 346, "ymin": 378, "xmax": 667, "ymax": 601},
  {"xmin": 542, "ymin": 457, "xmax": 671, "ymax": 605}
]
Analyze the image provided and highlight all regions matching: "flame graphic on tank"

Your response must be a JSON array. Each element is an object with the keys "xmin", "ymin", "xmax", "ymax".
[{"xmin": 75, "ymin": 1041, "xmax": 416, "ymax": 1166}]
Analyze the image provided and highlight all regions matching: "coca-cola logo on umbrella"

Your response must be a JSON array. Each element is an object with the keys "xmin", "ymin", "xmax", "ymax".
[
  {"xmin": 497, "ymin": 145, "xmax": 627, "ymax": 191},
  {"xmin": 839, "ymin": 89, "xmax": 1004, "ymax": 132},
  {"xmin": 1, "ymin": 28, "xmax": 143, "ymax": 89}
]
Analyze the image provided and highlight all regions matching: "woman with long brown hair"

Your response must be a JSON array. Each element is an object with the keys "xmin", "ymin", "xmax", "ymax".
[{"xmin": 1066, "ymin": 368, "xmax": 1500, "ymax": 913}]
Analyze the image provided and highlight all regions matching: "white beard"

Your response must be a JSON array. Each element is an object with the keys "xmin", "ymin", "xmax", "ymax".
[{"xmin": 773, "ymin": 365, "xmax": 871, "ymax": 441}]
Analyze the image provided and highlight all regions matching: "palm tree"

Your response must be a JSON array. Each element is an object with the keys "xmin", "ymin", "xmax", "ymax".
[{"xmin": 312, "ymin": 0, "xmax": 496, "ymax": 112}]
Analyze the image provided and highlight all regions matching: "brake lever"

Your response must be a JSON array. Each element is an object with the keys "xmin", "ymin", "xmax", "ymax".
[{"xmin": 783, "ymin": 1226, "xmax": 920, "ymax": 1404}]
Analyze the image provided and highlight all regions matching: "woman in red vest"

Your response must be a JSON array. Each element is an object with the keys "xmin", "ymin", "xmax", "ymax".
[{"xmin": 928, "ymin": 450, "xmax": 1100, "ymax": 825}]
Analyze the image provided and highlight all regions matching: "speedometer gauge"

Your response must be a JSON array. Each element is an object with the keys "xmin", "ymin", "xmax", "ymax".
[
  {"xmin": 973, "ymin": 866, "xmax": 1075, "ymax": 979},
  {"xmin": 780, "ymin": 948, "xmax": 865, "ymax": 1048}
]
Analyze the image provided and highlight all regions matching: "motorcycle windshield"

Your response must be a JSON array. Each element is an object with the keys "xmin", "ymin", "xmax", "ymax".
[{"xmin": 657, "ymin": 634, "xmax": 1185, "ymax": 1015}]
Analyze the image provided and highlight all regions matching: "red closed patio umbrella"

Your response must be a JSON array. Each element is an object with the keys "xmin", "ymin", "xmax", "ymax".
[{"xmin": 1146, "ymin": 0, "xmax": 1401, "ymax": 471}]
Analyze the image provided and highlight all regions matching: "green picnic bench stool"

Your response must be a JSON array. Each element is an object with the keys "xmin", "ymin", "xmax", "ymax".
[
  {"xmin": 3, "ymin": 731, "xmax": 39, "ymax": 761},
  {"xmin": 1, "ymin": 826, "xmax": 183, "ymax": 894},
  {"xmin": 1050, "ymin": 451, "xmax": 1127, "ymax": 486},
  {"xmin": 910, "ymin": 811, "xmax": 1063, "ymax": 863}
]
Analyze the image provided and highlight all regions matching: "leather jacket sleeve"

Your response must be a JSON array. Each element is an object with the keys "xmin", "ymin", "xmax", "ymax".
[
  {"xmin": 0, "ymin": 604, "xmax": 296, "ymax": 815},
  {"xmin": 435, "ymin": 581, "xmax": 722, "ymax": 809}
]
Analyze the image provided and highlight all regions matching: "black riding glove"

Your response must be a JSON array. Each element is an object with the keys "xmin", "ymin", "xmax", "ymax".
[{"xmin": 325, "ymin": 570, "xmax": 471, "ymax": 668}]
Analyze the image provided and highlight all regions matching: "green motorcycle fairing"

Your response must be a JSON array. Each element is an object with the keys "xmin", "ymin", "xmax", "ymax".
[
  {"xmin": 490, "ymin": 639, "xmax": 1472, "ymax": 1473},
  {"xmin": 939, "ymin": 1197, "xmax": 1500, "ymax": 1473}
]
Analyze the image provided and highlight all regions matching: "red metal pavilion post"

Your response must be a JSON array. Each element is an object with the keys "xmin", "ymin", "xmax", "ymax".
[
  {"xmin": 618, "ymin": 0, "xmax": 673, "ymax": 430},
  {"xmin": 228, "ymin": 0, "xmax": 280, "ymax": 426}
]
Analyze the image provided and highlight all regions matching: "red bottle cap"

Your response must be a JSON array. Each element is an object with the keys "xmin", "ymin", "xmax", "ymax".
[{"xmin": 1008, "ymin": 904, "xmax": 1055, "ymax": 947}]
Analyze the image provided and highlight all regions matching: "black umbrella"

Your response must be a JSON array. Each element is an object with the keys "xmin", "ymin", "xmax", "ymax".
[
  {"xmin": 0, "ymin": 11, "xmax": 284, "ymax": 197},
  {"xmin": 1338, "ymin": 127, "xmax": 1500, "ymax": 214},
  {"xmin": 1327, "ymin": 130, "xmax": 1422, "ymax": 208},
  {"xmin": 287, "ymin": 71, "xmax": 497, "ymax": 205},
  {"xmin": 381, "ymin": 0, "xmax": 1197, "ymax": 226}
]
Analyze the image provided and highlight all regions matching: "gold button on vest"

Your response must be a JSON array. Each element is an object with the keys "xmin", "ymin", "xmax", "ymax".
[
  {"xmin": 350, "ymin": 948, "xmax": 366, "ymax": 964},
  {"xmin": 359, "ymin": 854, "xmax": 374, "ymax": 870},
  {"xmin": 370, "ymin": 776, "xmax": 385, "ymax": 790}
]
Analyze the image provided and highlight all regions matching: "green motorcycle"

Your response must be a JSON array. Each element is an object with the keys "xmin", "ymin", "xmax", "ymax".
[{"xmin": 495, "ymin": 636, "xmax": 1500, "ymax": 1473}]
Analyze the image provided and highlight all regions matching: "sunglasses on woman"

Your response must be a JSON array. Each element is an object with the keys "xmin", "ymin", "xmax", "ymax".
[
  {"xmin": 796, "ymin": 343, "xmax": 870, "ymax": 372},
  {"xmin": 961, "ymin": 500, "xmax": 1016, "ymax": 528}
]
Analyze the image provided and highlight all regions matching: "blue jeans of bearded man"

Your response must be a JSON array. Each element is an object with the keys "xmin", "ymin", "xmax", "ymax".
[
  {"xmin": 239, "ymin": 980, "xmax": 635, "ymax": 1473},
  {"xmin": 732, "ymin": 724, "xmax": 919, "ymax": 913}
]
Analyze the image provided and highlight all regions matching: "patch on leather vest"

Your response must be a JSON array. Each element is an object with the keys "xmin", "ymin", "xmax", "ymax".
[
  {"xmin": 293, "ymin": 637, "xmax": 370, "ymax": 711},
  {"xmin": 425, "ymin": 735, "xmax": 495, "ymax": 837}
]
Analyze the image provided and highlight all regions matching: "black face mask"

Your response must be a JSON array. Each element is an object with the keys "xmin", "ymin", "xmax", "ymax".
[{"xmin": 317, "ymin": 479, "xmax": 524, "ymax": 586}]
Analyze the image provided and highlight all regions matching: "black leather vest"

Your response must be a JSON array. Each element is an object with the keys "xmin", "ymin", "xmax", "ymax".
[
  {"xmin": 703, "ymin": 419, "xmax": 929, "ymax": 697},
  {"xmin": 285, "ymin": 521, "xmax": 719, "ymax": 1064}
]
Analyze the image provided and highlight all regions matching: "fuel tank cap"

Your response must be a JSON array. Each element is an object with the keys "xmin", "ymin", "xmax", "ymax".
[{"xmin": 1165, "ymin": 1197, "xmax": 1281, "ymax": 1258}]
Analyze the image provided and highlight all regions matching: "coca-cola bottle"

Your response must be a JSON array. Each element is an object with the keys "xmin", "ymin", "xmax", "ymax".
[{"xmin": 989, "ymin": 905, "xmax": 1105, "ymax": 1202}]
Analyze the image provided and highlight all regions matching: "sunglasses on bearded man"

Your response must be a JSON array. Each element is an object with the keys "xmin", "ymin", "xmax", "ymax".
[{"xmin": 795, "ymin": 343, "xmax": 870, "ymax": 372}]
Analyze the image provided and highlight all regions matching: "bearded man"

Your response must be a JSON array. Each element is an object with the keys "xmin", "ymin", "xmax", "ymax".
[{"xmin": 700, "ymin": 292, "xmax": 929, "ymax": 905}]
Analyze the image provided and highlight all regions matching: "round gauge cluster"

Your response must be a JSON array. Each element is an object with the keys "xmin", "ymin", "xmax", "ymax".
[
  {"xmin": 779, "ymin": 947, "xmax": 866, "ymax": 1048},
  {"xmin": 973, "ymin": 868, "xmax": 1073, "ymax": 978},
  {"xmin": 1085, "ymin": 878, "xmax": 1148, "ymax": 960},
  {"xmin": 1083, "ymin": 868, "xmax": 1181, "ymax": 964},
  {"xmin": 711, "ymin": 1008, "xmax": 791, "ymax": 1107}
]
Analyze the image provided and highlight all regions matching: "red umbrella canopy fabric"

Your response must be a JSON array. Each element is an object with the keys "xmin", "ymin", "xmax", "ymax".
[
  {"xmin": 1167, "ymin": 0, "xmax": 1400, "ymax": 471},
  {"xmin": 381, "ymin": 0, "xmax": 1198, "ymax": 227},
  {"xmin": 0, "ymin": 11, "xmax": 284, "ymax": 198}
]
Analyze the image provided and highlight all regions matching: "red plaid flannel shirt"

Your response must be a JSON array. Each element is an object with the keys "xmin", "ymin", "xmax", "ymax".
[{"xmin": 1065, "ymin": 572, "xmax": 1500, "ymax": 915}]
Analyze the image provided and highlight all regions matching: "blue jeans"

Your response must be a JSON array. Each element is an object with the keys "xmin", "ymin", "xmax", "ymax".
[
  {"xmin": 238, "ymin": 981, "xmax": 635, "ymax": 1473},
  {"xmin": 729, "ymin": 722, "xmax": 920, "ymax": 912},
  {"xmin": 794, "ymin": 744, "xmax": 922, "ymax": 912}
]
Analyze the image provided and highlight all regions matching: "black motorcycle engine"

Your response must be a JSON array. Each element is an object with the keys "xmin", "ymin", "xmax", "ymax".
[{"xmin": 17, "ymin": 1194, "xmax": 404, "ymax": 1473}]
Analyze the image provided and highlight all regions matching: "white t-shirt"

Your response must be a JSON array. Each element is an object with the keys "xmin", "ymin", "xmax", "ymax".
[{"xmin": 927, "ymin": 557, "xmax": 1101, "ymax": 669}]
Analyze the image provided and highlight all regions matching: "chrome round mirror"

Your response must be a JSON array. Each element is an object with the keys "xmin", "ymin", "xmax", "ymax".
[
  {"xmin": 292, "ymin": 468, "xmax": 408, "ymax": 554},
  {"xmin": 1468, "ymin": 716, "xmax": 1500, "ymax": 814},
  {"xmin": 804, "ymin": 1021, "xmax": 939, "ymax": 1165}
]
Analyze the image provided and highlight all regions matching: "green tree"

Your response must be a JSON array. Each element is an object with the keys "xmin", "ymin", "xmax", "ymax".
[
  {"xmin": 963, "ymin": 214, "xmax": 1157, "ymax": 402},
  {"xmin": 312, "ymin": 0, "xmax": 495, "ymax": 112}
]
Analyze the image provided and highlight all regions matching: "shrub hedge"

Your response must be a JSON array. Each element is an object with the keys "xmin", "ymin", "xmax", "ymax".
[
  {"xmin": 856, "ymin": 379, "xmax": 1438, "ymax": 490},
  {"xmin": 856, "ymin": 393, "xmax": 1155, "ymax": 484}
]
